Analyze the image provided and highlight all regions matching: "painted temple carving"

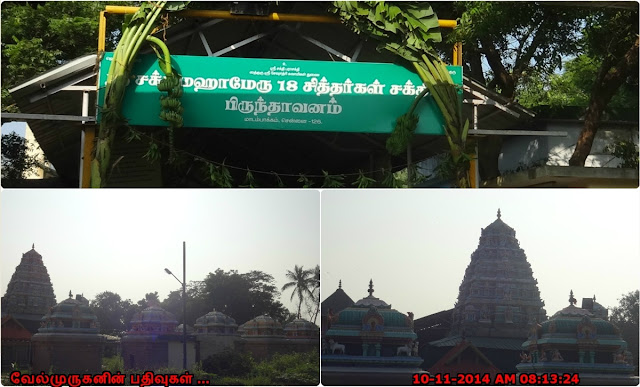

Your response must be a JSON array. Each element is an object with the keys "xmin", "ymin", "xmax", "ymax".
[{"xmin": 450, "ymin": 209, "xmax": 547, "ymax": 339}]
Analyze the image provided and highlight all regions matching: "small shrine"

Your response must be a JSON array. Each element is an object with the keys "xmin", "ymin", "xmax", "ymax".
[
  {"xmin": 239, "ymin": 314, "xmax": 288, "ymax": 360},
  {"xmin": 517, "ymin": 291, "xmax": 636, "ymax": 385},
  {"xmin": 194, "ymin": 309, "xmax": 242, "ymax": 359},
  {"xmin": 31, "ymin": 291, "xmax": 105, "ymax": 374},
  {"xmin": 321, "ymin": 280, "xmax": 423, "ymax": 385},
  {"xmin": 121, "ymin": 304, "xmax": 196, "ymax": 370},
  {"xmin": 284, "ymin": 317, "xmax": 320, "ymax": 353}
]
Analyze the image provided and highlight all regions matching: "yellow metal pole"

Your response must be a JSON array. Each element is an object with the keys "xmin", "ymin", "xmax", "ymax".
[
  {"xmin": 104, "ymin": 6, "xmax": 458, "ymax": 27},
  {"xmin": 98, "ymin": 11, "xmax": 106, "ymax": 52}
]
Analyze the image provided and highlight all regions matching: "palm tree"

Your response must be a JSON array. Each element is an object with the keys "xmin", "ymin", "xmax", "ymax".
[{"xmin": 282, "ymin": 265, "xmax": 316, "ymax": 319}]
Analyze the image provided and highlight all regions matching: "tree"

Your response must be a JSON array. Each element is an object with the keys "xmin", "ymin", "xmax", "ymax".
[
  {"xmin": 161, "ymin": 280, "xmax": 210, "ymax": 326},
  {"xmin": 332, "ymin": 2, "xmax": 472, "ymax": 187},
  {"xmin": 136, "ymin": 291, "xmax": 161, "ymax": 308},
  {"xmin": 90, "ymin": 291, "xmax": 136, "ymax": 335},
  {"xmin": 304, "ymin": 265, "xmax": 321, "ymax": 324},
  {"xmin": 1, "ymin": 2, "xmax": 120, "ymax": 112},
  {"xmin": 447, "ymin": 2, "xmax": 587, "ymax": 180},
  {"xmin": 610, "ymin": 290, "xmax": 639, "ymax": 327},
  {"xmin": 1, "ymin": 131, "xmax": 50, "ymax": 179},
  {"xmin": 610, "ymin": 290, "xmax": 639, "ymax": 375},
  {"xmin": 281, "ymin": 265, "xmax": 316, "ymax": 319},
  {"xmin": 198, "ymin": 269, "xmax": 289, "ymax": 325},
  {"xmin": 91, "ymin": 1, "xmax": 188, "ymax": 187},
  {"xmin": 569, "ymin": 9, "xmax": 639, "ymax": 166}
]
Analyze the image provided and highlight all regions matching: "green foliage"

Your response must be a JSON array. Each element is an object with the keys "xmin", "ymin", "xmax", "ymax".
[
  {"xmin": 205, "ymin": 162, "xmax": 233, "ymax": 188},
  {"xmin": 517, "ymin": 55, "xmax": 639, "ymax": 114},
  {"xmin": 604, "ymin": 141, "xmax": 639, "ymax": 169},
  {"xmin": 297, "ymin": 174, "xmax": 315, "ymax": 188},
  {"xmin": 240, "ymin": 168, "xmax": 258, "ymax": 188},
  {"xmin": 1, "ymin": 132, "xmax": 51, "ymax": 179},
  {"xmin": 609, "ymin": 290, "xmax": 639, "ymax": 376},
  {"xmin": 252, "ymin": 351, "xmax": 319, "ymax": 386},
  {"xmin": 165, "ymin": 269, "xmax": 289, "ymax": 325},
  {"xmin": 451, "ymin": 2, "xmax": 585, "ymax": 84},
  {"xmin": 201, "ymin": 351, "xmax": 255, "ymax": 377},
  {"xmin": 386, "ymin": 113, "xmax": 419, "ymax": 156},
  {"xmin": 381, "ymin": 168, "xmax": 402, "ymax": 188},
  {"xmin": 330, "ymin": 2, "xmax": 442, "ymax": 62},
  {"xmin": 281, "ymin": 265, "xmax": 316, "ymax": 319},
  {"xmin": 1, "ymin": 2, "xmax": 121, "ymax": 112},
  {"xmin": 102, "ymin": 356, "xmax": 125, "ymax": 373},
  {"xmin": 610, "ymin": 290, "xmax": 639, "ymax": 326},
  {"xmin": 90, "ymin": 291, "xmax": 137, "ymax": 335},
  {"xmin": 321, "ymin": 170, "xmax": 345, "ymax": 188},
  {"xmin": 352, "ymin": 170, "xmax": 377, "ymax": 188}
]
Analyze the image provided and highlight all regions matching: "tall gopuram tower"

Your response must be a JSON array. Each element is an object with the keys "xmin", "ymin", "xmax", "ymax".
[
  {"xmin": 426, "ymin": 210, "xmax": 548, "ymax": 373},
  {"xmin": 2, "ymin": 245, "xmax": 57, "ymax": 330},
  {"xmin": 450, "ymin": 209, "xmax": 547, "ymax": 338}
]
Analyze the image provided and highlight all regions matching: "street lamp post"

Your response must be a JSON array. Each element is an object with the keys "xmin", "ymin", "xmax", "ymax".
[{"xmin": 164, "ymin": 241, "xmax": 187, "ymax": 370}]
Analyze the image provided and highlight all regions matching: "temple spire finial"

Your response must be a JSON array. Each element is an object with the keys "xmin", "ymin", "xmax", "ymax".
[
  {"xmin": 497, "ymin": 208, "xmax": 501, "ymax": 219},
  {"xmin": 339, "ymin": 279, "xmax": 342, "ymax": 289},
  {"xmin": 569, "ymin": 290, "xmax": 576, "ymax": 306},
  {"xmin": 32, "ymin": 243, "xmax": 35, "ymax": 249},
  {"xmin": 69, "ymin": 290, "xmax": 73, "ymax": 299},
  {"xmin": 368, "ymin": 279, "xmax": 374, "ymax": 296}
]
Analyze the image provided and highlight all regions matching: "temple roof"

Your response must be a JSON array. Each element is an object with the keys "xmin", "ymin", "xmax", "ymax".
[
  {"xmin": 1, "ymin": 315, "xmax": 33, "ymax": 341},
  {"xmin": 353, "ymin": 280, "xmax": 390, "ymax": 308},
  {"xmin": 481, "ymin": 208, "xmax": 516, "ymax": 237},
  {"xmin": 428, "ymin": 340, "xmax": 502, "ymax": 377},
  {"xmin": 321, "ymin": 280, "xmax": 355, "ymax": 317},
  {"xmin": 240, "ymin": 314, "xmax": 284, "ymax": 337},
  {"xmin": 37, "ymin": 292, "xmax": 100, "ymax": 334},
  {"xmin": 284, "ymin": 317, "xmax": 319, "ymax": 339}
]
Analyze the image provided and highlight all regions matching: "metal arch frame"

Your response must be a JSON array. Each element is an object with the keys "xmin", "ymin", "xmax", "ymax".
[{"xmin": 85, "ymin": 7, "xmax": 463, "ymax": 187}]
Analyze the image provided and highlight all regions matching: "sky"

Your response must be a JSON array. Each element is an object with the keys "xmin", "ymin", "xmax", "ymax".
[
  {"xmin": 1, "ymin": 122, "xmax": 26, "ymax": 137},
  {"xmin": 1, "ymin": 188, "xmax": 638, "ymax": 325},
  {"xmin": 0, "ymin": 189, "xmax": 320, "ymax": 319},
  {"xmin": 322, "ymin": 189, "xmax": 640, "ymax": 319}
]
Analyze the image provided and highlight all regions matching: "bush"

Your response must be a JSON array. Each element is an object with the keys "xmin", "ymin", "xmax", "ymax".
[
  {"xmin": 253, "ymin": 351, "xmax": 319, "ymax": 386},
  {"xmin": 102, "ymin": 356, "xmax": 124, "ymax": 373},
  {"xmin": 201, "ymin": 350, "xmax": 254, "ymax": 377}
]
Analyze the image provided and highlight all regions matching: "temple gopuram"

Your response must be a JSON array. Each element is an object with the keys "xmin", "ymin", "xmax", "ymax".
[
  {"xmin": 2, "ymin": 245, "xmax": 57, "ymax": 370},
  {"xmin": 2, "ymin": 245, "xmax": 57, "ymax": 330},
  {"xmin": 423, "ymin": 210, "xmax": 547, "ymax": 373},
  {"xmin": 321, "ymin": 280, "xmax": 424, "ymax": 385},
  {"xmin": 518, "ymin": 291, "xmax": 637, "ymax": 385}
]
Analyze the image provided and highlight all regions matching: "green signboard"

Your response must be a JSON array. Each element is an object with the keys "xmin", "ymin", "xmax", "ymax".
[{"xmin": 98, "ymin": 53, "xmax": 462, "ymax": 135}]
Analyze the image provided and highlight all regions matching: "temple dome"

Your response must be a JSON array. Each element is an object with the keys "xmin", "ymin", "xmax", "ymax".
[
  {"xmin": 353, "ymin": 279, "xmax": 390, "ymax": 308},
  {"xmin": 38, "ymin": 292, "xmax": 99, "ymax": 334},
  {"xmin": 127, "ymin": 305, "xmax": 178, "ymax": 335},
  {"xmin": 175, "ymin": 324, "xmax": 194, "ymax": 334},
  {"xmin": 284, "ymin": 318, "xmax": 319, "ymax": 339},
  {"xmin": 240, "ymin": 315, "xmax": 284, "ymax": 337},
  {"xmin": 194, "ymin": 309, "xmax": 238, "ymax": 335},
  {"xmin": 541, "ymin": 292, "xmax": 618, "ymax": 336}
]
